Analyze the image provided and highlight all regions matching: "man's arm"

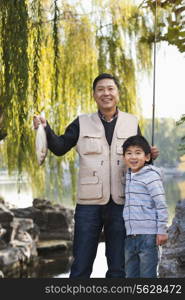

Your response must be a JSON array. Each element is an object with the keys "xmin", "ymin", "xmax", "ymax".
[
  {"xmin": 45, "ymin": 117, "xmax": 79, "ymax": 156},
  {"xmin": 150, "ymin": 146, "xmax": 159, "ymax": 160},
  {"xmin": 33, "ymin": 116, "xmax": 79, "ymax": 156}
]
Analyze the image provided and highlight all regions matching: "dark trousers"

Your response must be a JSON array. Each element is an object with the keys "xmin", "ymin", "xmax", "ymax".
[{"xmin": 70, "ymin": 198, "xmax": 126, "ymax": 278}]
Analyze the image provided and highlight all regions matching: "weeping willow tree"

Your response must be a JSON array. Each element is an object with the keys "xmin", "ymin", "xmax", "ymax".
[
  {"xmin": 0, "ymin": 0, "xmax": 164, "ymax": 204},
  {"xmin": 0, "ymin": 0, "xmax": 29, "ymax": 172},
  {"xmin": 95, "ymin": 0, "xmax": 153, "ymax": 113},
  {"xmin": 0, "ymin": 0, "xmax": 99, "ymax": 203}
]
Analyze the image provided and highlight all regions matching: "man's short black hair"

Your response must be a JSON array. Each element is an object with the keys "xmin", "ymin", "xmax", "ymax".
[
  {"xmin": 122, "ymin": 135, "xmax": 152, "ymax": 164},
  {"xmin": 93, "ymin": 73, "xmax": 120, "ymax": 91}
]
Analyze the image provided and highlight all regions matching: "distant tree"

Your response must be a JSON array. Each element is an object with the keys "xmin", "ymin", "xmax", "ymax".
[
  {"xmin": 176, "ymin": 115, "xmax": 185, "ymax": 154},
  {"xmin": 144, "ymin": 118, "xmax": 185, "ymax": 167}
]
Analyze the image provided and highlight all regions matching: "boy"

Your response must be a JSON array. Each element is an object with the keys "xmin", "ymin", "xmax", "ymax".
[{"xmin": 122, "ymin": 135, "xmax": 168, "ymax": 278}]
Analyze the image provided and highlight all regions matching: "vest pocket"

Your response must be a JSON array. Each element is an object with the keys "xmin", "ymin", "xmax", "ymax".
[
  {"xmin": 82, "ymin": 136, "xmax": 102, "ymax": 154},
  {"xmin": 116, "ymin": 139, "xmax": 126, "ymax": 155},
  {"xmin": 79, "ymin": 176, "xmax": 102, "ymax": 199}
]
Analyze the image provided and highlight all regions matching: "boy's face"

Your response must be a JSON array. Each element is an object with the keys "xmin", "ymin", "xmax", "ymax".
[{"xmin": 123, "ymin": 145, "xmax": 151, "ymax": 173}]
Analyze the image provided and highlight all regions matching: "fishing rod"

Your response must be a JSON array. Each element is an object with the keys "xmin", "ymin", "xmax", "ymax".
[{"xmin": 151, "ymin": 0, "xmax": 157, "ymax": 147}]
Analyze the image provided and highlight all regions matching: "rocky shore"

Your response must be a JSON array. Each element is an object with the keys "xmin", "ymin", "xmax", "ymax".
[
  {"xmin": 1, "ymin": 197, "xmax": 185, "ymax": 278},
  {"xmin": 158, "ymin": 199, "xmax": 185, "ymax": 278},
  {"xmin": 0, "ymin": 198, "xmax": 74, "ymax": 278}
]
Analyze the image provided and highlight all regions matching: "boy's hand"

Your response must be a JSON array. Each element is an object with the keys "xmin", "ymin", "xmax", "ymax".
[
  {"xmin": 151, "ymin": 146, "xmax": 159, "ymax": 160},
  {"xmin": 156, "ymin": 234, "xmax": 168, "ymax": 246}
]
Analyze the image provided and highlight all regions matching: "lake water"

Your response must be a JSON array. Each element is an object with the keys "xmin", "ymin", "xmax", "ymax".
[{"xmin": 0, "ymin": 171, "xmax": 185, "ymax": 278}]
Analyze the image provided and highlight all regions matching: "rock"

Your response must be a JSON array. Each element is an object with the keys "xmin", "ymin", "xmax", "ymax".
[
  {"xmin": 0, "ymin": 224, "xmax": 7, "ymax": 250},
  {"xmin": 0, "ymin": 197, "xmax": 5, "ymax": 205},
  {"xmin": 33, "ymin": 198, "xmax": 53, "ymax": 210},
  {"xmin": 0, "ymin": 203, "xmax": 14, "ymax": 220},
  {"xmin": 10, "ymin": 218, "xmax": 38, "ymax": 259},
  {"xmin": 0, "ymin": 197, "xmax": 16, "ymax": 209},
  {"xmin": 37, "ymin": 239, "xmax": 72, "ymax": 254},
  {"xmin": 0, "ymin": 270, "xmax": 4, "ymax": 278},
  {"xmin": 11, "ymin": 199, "xmax": 74, "ymax": 241},
  {"xmin": 0, "ymin": 203, "xmax": 14, "ymax": 243},
  {"xmin": 0, "ymin": 224, "xmax": 6, "ymax": 238},
  {"xmin": 158, "ymin": 200, "xmax": 185, "ymax": 278},
  {"xmin": 0, "ymin": 240, "xmax": 7, "ymax": 250},
  {"xmin": 0, "ymin": 217, "xmax": 39, "ymax": 277},
  {"xmin": 0, "ymin": 246, "xmax": 20, "ymax": 266},
  {"xmin": 0, "ymin": 246, "xmax": 38, "ymax": 278},
  {"xmin": 0, "ymin": 198, "xmax": 74, "ymax": 277}
]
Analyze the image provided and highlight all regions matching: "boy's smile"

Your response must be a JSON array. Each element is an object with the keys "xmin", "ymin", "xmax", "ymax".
[{"xmin": 123, "ymin": 145, "xmax": 151, "ymax": 173}]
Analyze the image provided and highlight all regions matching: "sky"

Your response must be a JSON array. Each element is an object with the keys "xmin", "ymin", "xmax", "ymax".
[{"xmin": 139, "ymin": 42, "xmax": 185, "ymax": 121}]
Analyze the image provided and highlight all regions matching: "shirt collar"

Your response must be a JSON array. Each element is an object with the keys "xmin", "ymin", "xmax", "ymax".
[{"xmin": 98, "ymin": 107, "xmax": 118, "ymax": 123}]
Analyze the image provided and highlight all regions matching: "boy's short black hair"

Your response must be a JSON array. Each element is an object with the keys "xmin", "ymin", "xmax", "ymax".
[
  {"xmin": 93, "ymin": 73, "xmax": 120, "ymax": 91},
  {"xmin": 122, "ymin": 135, "xmax": 152, "ymax": 164}
]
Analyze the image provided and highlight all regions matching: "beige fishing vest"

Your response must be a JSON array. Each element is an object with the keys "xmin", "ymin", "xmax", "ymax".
[{"xmin": 76, "ymin": 110, "xmax": 138, "ymax": 205}]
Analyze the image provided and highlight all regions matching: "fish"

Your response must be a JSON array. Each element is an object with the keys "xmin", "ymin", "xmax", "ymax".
[{"xmin": 35, "ymin": 123, "xmax": 48, "ymax": 165}]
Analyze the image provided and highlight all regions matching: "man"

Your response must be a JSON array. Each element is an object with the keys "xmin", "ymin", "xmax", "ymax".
[{"xmin": 33, "ymin": 73, "xmax": 159, "ymax": 278}]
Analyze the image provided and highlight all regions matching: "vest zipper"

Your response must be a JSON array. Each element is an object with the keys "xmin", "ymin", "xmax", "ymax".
[
  {"xmin": 128, "ymin": 172, "xmax": 132, "ymax": 234},
  {"xmin": 109, "ymin": 145, "xmax": 111, "ymax": 197}
]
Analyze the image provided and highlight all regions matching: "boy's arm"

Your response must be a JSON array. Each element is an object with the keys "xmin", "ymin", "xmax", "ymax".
[{"xmin": 147, "ymin": 174, "xmax": 168, "ymax": 234}]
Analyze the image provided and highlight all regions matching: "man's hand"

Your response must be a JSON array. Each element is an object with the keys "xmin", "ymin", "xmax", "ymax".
[
  {"xmin": 156, "ymin": 234, "xmax": 168, "ymax": 246},
  {"xmin": 33, "ymin": 115, "xmax": 47, "ymax": 129},
  {"xmin": 151, "ymin": 146, "xmax": 159, "ymax": 160}
]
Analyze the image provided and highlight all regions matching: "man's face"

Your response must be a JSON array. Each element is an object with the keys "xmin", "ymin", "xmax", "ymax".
[{"xmin": 93, "ymin": 79, "xmax": 119, "ymax": 111}]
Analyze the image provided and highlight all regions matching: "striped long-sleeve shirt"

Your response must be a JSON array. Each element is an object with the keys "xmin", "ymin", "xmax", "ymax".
[{"xmin": 123, "ymin": 165, "xmax": 168, "ymax": 235}]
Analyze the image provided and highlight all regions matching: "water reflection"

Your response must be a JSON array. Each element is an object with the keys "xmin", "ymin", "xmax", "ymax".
[
  {"xmin": 37, "ymin": 249, "xmax": 73, "ymax": 278},
  {"xmin": 0, "ymin": 174, "xmax": 33, "ymax": 208},
  {"xmin": 54, "ymin": 242, "xmax": 107, "ymax": 278},
  {"xmin": 163, "ymin": 175, "xmax": 184, "ymax": 225},
  {"xmin": 3, "ymin": 251, "xmax": 73, "ymax": 278}
]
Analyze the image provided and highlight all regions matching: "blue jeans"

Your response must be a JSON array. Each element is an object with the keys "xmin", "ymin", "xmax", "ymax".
[
  {"xmin": 125, "ymin": 234, "xmax": 159, "ymax": 278},
  {"xmin": 70, "ymin": 199, "xmax": 126, "ymax": 278}
]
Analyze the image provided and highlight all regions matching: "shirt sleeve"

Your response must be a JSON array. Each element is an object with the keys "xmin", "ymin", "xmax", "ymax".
[
  {"xmin": 45, "ymin": 117, "xmax": 79, "ymax": 156},
  {"xmin": 147, "ymin": 175, "xmax": 168, "ymax": 234}
]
